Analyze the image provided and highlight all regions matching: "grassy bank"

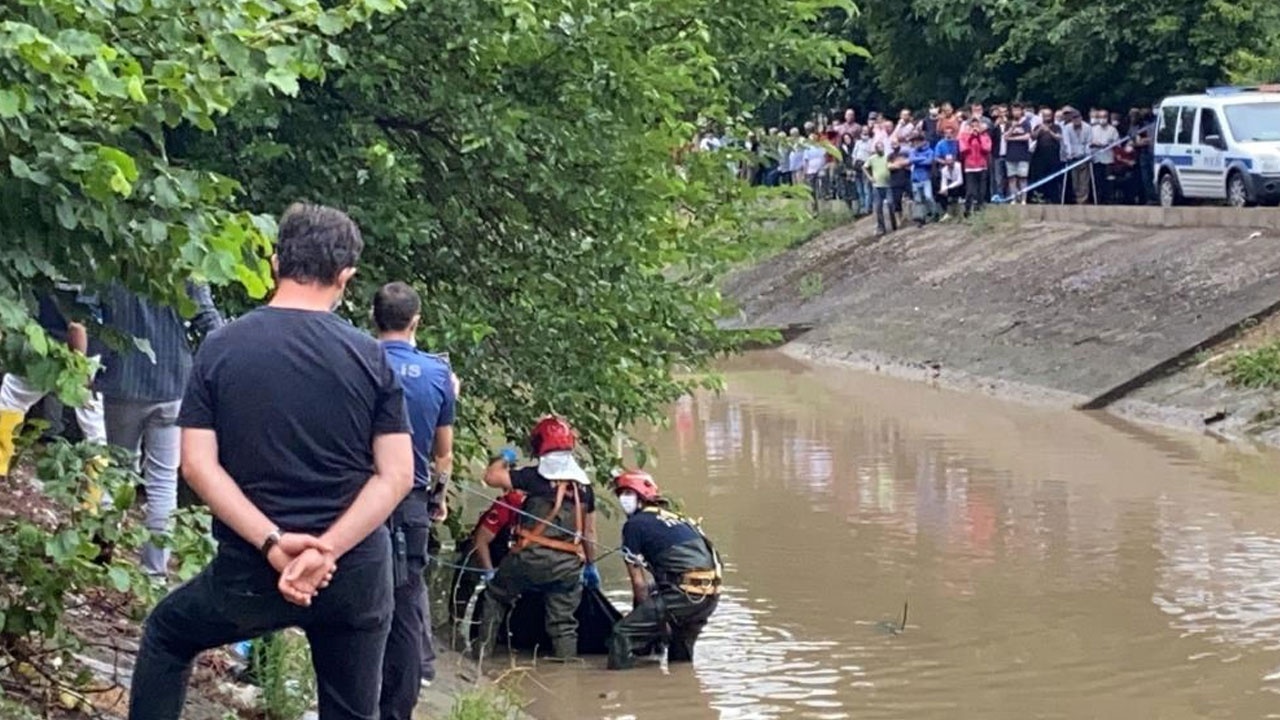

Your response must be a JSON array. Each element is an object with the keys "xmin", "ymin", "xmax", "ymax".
[
  {"xmin": 447, "ymin": 685, "xmax": 525, "ymax": 720},
  {"xmin": 1223, "ymin": 340, "xmax": 1280, "ymax": 389}
]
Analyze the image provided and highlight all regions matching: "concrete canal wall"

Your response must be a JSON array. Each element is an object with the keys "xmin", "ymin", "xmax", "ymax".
[{"xmin": 724, "ymin": 205, "xmax": 1280, "ymax": 445}]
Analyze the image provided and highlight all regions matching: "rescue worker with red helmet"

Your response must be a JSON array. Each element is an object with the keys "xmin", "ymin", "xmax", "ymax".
[
  {"xmin": 607, "ymin": 469, "xmax": 721, "ymax": 670},
  {"xmin": 478, "ymin": 416, "xmax": 599, "ymax": 661},
  {"xmin": 472, "ymin": 489, "xmax": 526, "ymax": 577}
]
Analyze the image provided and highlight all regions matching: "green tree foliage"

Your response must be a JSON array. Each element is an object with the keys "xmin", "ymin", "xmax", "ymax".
[
  {"xmin": 797, "ymin": 0, "xmax": 1280, "ymax": 113},
  {"xmin": 0, "ymin": 0, "xmax": 401, "ymax": 403},
  {"xmin": 177, "ymin": 0, "xmax": 852, "ymax": 463}
]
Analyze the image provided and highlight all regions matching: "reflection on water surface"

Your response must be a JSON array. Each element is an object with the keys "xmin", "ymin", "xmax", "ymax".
[{"xmin": 521, "ymin": 353, "xmax": 1280, "ymax": 719}]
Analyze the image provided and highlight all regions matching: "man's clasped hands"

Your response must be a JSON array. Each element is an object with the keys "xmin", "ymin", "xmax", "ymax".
[{"xmin": 265, "ymin": 533, "xmax": 338, "ymax": 606}]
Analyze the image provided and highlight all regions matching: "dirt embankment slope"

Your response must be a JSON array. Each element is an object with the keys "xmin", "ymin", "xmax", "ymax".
[{"xmin": 723, "ymin": 206, "xmax": 1280, "ymax": 444}]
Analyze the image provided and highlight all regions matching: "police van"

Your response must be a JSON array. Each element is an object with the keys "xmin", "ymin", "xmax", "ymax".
[{"xmin": 1154, "ymin": 85, "xmax": 1280, "ymax": 207}]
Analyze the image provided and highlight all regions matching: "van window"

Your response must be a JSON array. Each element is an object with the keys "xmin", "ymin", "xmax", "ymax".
[
  {"xmin": 1224, "ymin": 102, "xmax": 1280, "ymax": 142},
  {"xmin": 1175, "ymin": 107, "xmax": 1196, "ymax": 144},
  {"xmin": 1157, "ymin": 106, "xmax": 1178, "ymax": 143},
  {"xmin": 1198, "ymin": 109, "xmax": 1222, "ymax": 143}
]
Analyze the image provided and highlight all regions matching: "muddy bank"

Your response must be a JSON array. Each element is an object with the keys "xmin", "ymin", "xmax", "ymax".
[{"xmin": 724, "ymin": 207, "xmax": 1280, "ymax": 445}]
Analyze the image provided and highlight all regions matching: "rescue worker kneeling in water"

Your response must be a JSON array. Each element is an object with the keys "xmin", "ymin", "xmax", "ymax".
[
  {"xmin": 608, "ymin": 469, "xmax": 721, "ymax": 670},
  {"xmin": 477, "ymin": 416, "xmax": 599, "ymax": 661}
]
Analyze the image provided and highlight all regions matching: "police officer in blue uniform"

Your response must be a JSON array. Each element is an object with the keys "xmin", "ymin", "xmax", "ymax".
[{"xmin": 373, "ymin": 282, "xmax": 457, "ymax": 720}]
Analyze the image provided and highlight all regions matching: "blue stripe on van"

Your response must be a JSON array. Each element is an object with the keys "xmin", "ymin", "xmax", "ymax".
[{"xmin": 1154, "ymin": 154, "xmax": 1193, "ymax": 167}]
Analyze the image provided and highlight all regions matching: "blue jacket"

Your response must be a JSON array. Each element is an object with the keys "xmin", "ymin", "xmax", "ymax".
[
  {"xmin": 933, "ymin": 138, "xmax": 959, "ymax": 162},
  {"xmin": 908, "ymin": 146, "xmax": 935, "ymax": 184}
]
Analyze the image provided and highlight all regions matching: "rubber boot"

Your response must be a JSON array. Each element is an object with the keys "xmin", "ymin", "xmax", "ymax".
[
  {"xmin": 606, "ymin": 631, "xmax": 635, "ymax": 670},
  {"xmin": 0, "ymin": 409, "xmax": 24, "ymax": 477},
  {"xmin": 474, "ymin": 598, "xmax": 505, "ymax": 662},
  {"xmin": 547, "ymin": 636, "xmax": 578, "ymax": 663}
]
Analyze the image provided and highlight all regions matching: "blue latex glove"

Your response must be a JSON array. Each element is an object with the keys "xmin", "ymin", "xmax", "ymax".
[
  {"xmin": 582, "ymin": 563, "xmax": 601, "ymax": 589},
  {"xmin": 493, "ymin": 447, "xmax": 518, "ymax": 465},
  {"xmin": 481, "ymin": 569, "xmax": 496, "ymax": 584}
]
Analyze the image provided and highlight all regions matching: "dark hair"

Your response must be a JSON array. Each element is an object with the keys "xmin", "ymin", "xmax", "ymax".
[
  {"xmin": 275, "ymin": 203, "xmax": 364, "ymax": 285},
  {"xmin": 372, "ymin": 281, "xmax": 421, "ymax": 333}
]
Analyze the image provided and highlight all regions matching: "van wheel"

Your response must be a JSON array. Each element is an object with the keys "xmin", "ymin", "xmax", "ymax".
[
  {"xmin": 1227, "ymin": 172, "xmax": 1252, "ymax": 208},
  {"xmin": 1158, "ymin": 172, "xmax": 1181, "ymax": 207}
]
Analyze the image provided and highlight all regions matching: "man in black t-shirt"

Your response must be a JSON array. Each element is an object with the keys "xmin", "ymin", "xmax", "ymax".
[
  {"xmin": 607, "ymin": 469, "xmax": 720, "ymax": 670},
  {"xmin": 129, "ymin": 204, "xmax": 414, "ymax": 720},
  {"xmin": 476, "ymin": 416, "xmax": 598, "ymax": 662},
  {"xmin": 1003, "ymin": 103, "xmax": 1034, "ymax": 202}
]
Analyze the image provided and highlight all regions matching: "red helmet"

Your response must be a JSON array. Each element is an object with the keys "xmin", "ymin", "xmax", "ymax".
[
  {"xmin": 528, "ymin": 416, "xmax": 576, "ymax": 456},
  {"xmin": 612, "ymin": 469, "xmax": 661, "ymax": 503}
]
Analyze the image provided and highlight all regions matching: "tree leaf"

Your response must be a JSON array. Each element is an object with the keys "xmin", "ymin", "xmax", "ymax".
[
  {"xmin": 132, "ymin": 337, "xmax": 156, "ymax": 363},
  {"xmin": 55, "ymin": 200, "xmax": 78, "ymax": 230},
  {"xmin": 97, "ymin": 146, "xmax": 139, "ymax": 182},
  {"xmin": 0, "ymin": 89, "xmax": 20, "ymax": 118},
  {"xmin": 109, "ymin": 171, "xmax": 134, "ymax": 197},
  {"xmin": 317, "ymin": 11, "xmax": 347, "ymax": 35},
  {"xmin": 107, "ymin": 566, "xmax": 132, "ymax": 593},
  {"xmin": 266, "ymin": 45, "xmax": 295, "ymax": 68},
  {"xmin": 10, "ymin": 155, "xmax": 34, "ymax": 180},
  {"xmin": 264, "ymin": 68, "xmax": 300, "ymax": 95},
  {"xmin": 126, "ymin": 75, "xmax": 148, "ymax": 103},
  {"xmin": 24, "ymin": 324, "xmax": 49, "ymax": 355}
]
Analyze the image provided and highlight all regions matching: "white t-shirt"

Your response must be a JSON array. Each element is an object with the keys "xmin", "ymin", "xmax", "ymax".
[
  {"xmin": 1092, "ymin": 124, "xmax": 1119, "ymax": 164},
  {"xmin": 940, "ymin": 162, "xmax": 964, "ymax": 191},
  {"xmin": 803, "ymin": 144, "xmax": 827, "ymax": 175},
  {"xmin": 788, "ymin": 148, "xmax": 805, "ymax": 173}
]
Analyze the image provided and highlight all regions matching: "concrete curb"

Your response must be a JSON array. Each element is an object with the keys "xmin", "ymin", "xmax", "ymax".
[{"xmin": 997, "ymin": 204, "xmax": 1280, "ymax": 229}]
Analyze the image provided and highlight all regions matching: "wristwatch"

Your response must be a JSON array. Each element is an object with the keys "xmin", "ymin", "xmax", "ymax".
[{"xmin": 260, "ymin": 529, "xmax": 282, "ymax": 558}]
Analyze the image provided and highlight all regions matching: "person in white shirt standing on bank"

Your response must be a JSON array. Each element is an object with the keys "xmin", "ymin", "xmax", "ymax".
[{"xmin": 1089, "ymin": 109, "xmax": 1120, "ymax": 203}]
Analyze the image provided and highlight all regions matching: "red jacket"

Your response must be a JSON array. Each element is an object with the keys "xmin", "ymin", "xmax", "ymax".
[
  {"xmin": 958, "ymin": 129, "xmax": 993, "ymax": 171},
  {"xmin": 476, "ymin": 491, "xmax": 526, "ymax": 536}
]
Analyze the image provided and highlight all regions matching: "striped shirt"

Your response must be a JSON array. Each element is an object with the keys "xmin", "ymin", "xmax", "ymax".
[{"xmin": 96, "ymin": 282, "xmax": 224, "ymax": 403}]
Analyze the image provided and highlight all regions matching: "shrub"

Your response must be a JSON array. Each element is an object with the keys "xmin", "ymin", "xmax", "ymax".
[
  {"xmin": 448, "ymin": 686, "xmax": 523, "ymax": 720},
  {"xmin": 1224, "ymin": 341, "xmax": 1280, "ymax": 389},
  {"xmin": 0, "ymin": 438, "xmax": 216, "ymax": 709},
  {"xmin": 251, "ymin": 631, "xmax": 316, "ymax": 720}
]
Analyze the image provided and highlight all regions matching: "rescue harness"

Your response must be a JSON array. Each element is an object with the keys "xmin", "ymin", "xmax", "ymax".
[
  {"xmin": 639, "ymin": 506, "xmax": 723, "ymax": 597},
  {"xmin": 513, "ymin": 481, "xmax": 586, "ymax": 561}
]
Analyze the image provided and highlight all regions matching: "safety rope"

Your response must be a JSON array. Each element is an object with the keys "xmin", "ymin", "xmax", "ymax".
[{"xmin": 454, "ymin": 481, "xmax": 623, "ymax": 559}]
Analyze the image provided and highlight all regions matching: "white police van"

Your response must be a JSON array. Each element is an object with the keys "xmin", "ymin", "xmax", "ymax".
[{"xmin": 1154, "ymin": 85, "xmax": 1280, "ymax": 207}]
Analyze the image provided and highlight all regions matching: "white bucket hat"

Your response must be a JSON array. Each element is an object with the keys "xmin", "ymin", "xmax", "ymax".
[{"xmin": 536, "ymin": 450, "xmax": 590, "ymax": 485}]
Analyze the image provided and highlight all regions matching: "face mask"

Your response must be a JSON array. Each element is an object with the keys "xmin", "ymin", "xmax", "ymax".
[{"xmin": 619, "ymin": 493, "xmax": 639, "ymax": 515}]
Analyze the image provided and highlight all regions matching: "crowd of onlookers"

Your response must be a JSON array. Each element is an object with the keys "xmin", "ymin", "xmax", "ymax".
[{"xmin": 707, "ymin": 101, "xmax": 1158, "ymax": 236}]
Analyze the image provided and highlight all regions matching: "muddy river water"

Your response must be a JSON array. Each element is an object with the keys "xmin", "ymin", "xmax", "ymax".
[{"xmin": 512, "ymin": 352, "xmax": 1280, "ymax": 719}]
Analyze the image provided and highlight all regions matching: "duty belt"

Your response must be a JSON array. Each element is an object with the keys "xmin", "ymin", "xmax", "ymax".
[{"xmin": 672, "ymin": 569, "xmax": 721, "ymax": 596}]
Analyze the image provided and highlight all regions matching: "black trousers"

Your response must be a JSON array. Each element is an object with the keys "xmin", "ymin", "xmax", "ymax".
[
  {"xmin": 964, "ymin": 170, "xmax": 988, "ymax": 215},
  {"xmin": 1092, "ymin": 163, "xmax": 1113, "ymax": 204},
  {"xmin": 380, "ymin": 492, "xmax": 432, "ymax": 720},
  {"xmin": 607, "ymin": 588, "xmax": 719, "ymax": 670},
  {"xmin": 129, "ymin": 531, "xmax": 393, "ymax": 720}
]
